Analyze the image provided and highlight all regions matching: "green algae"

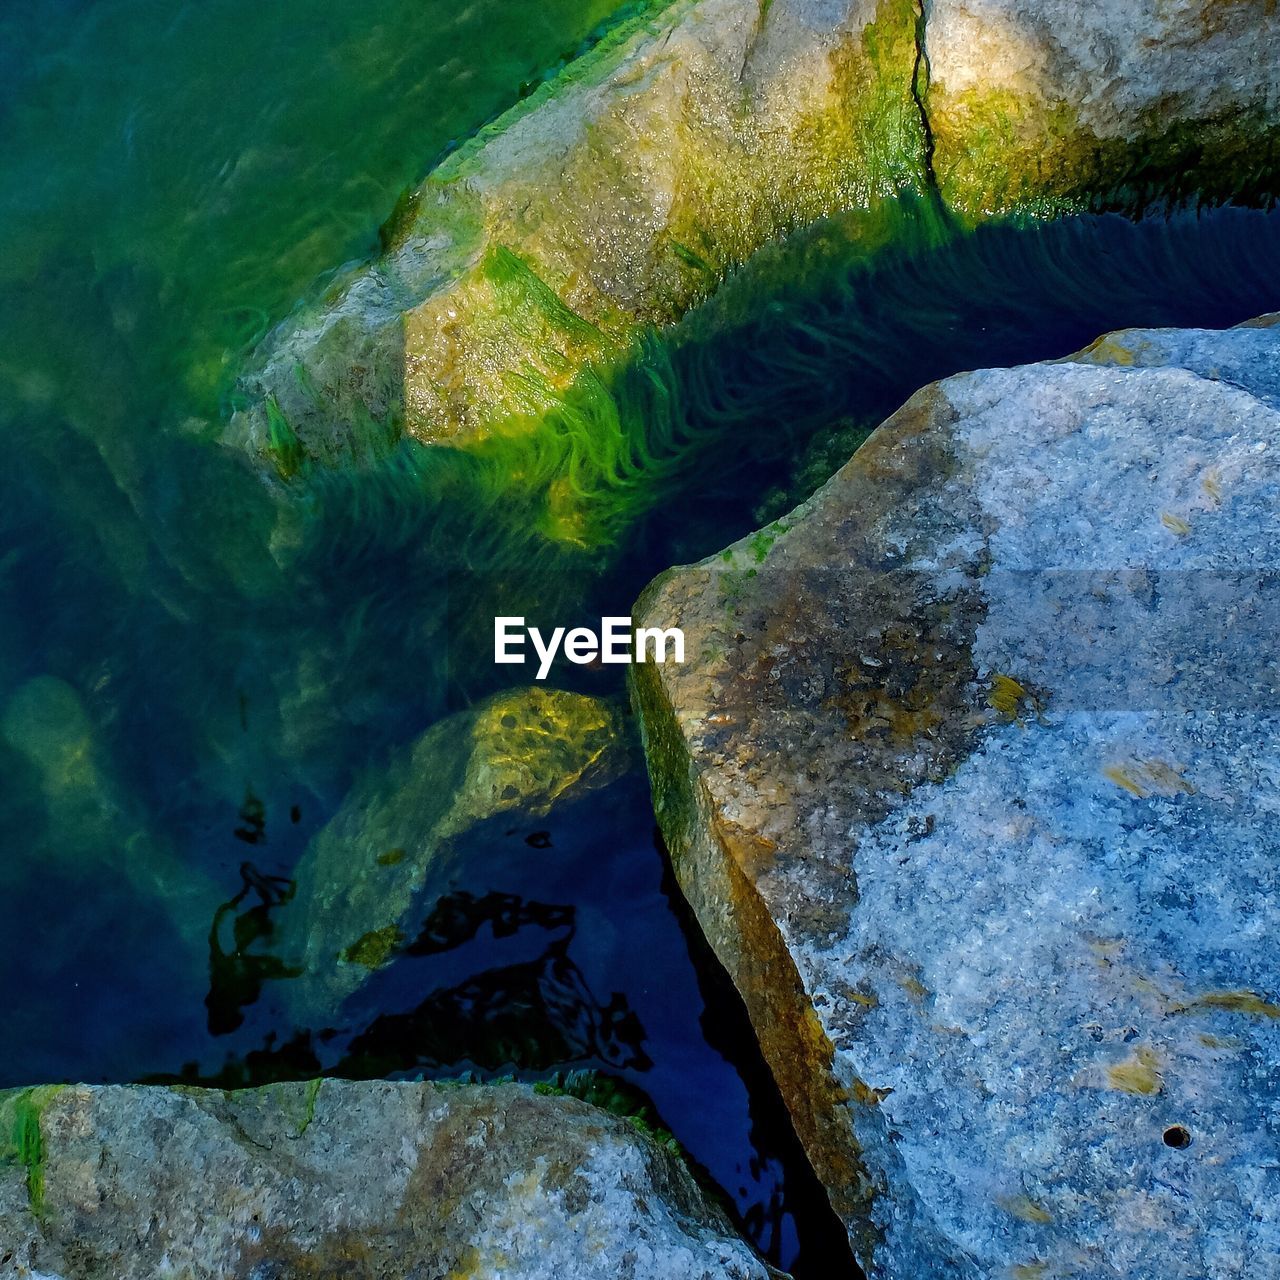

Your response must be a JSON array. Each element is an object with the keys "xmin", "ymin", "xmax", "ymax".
[
  {"xmin": 263, "ymin": 0, "xmax": 941, "ymax": 461},
  {"xmin": 3, "ymin": 1086, "xmax": 65, "ymax": 1218},
  {"xmin": 265, "ymin": 396, "xmax": 305, "ymax": 481},
  {"xmin": 482, "ymin": 246, "xmax": 610, "ymax": 348},
  {"xmin": 429, "ymin": 0, "xmax": 682, "ymax": 189},
  {"xmin": 533, "ymin": 1071, "xmax": 683, "ymax": 1157},
  {"xmin": 296, "ymin": 1078, "xmax": 323, "ymax": 1136},
  {"xmin": 930, "ymin": 89, "xmax": 1280, "ymax": 219},
  {"xmin": 845, "ymin": 0, "xmax": 934, "ymax": 198}
]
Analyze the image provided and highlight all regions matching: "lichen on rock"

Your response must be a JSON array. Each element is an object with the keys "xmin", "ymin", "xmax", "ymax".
[
  {"xmin": 632, "ymin": 316, "xmax": 1280, "ymax": 1278},
  {"xmin": 0, "ymin": 1079, "xmax": 777, "ymax": 1279}
]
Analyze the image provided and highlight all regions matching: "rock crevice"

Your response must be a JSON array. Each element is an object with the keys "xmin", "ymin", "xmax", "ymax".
[{"xmin": 228, "ymin": 0, "xmax": 1279, "ymax": 473}]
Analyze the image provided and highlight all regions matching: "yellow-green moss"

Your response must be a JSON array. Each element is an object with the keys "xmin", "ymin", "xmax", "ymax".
[
  {"xmin": 342, "ymin": 924, "xmax": 405, "ymax": 969},
  {"xmin": 931, "ymin": 87, "xmax": 1280, "ymax": 217},
  {"xmin": 1106, "ymin": 1046, "xmax": 1163, "ymax": 1095}
]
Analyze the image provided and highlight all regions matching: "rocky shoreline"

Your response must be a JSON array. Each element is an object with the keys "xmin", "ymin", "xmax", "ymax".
[
  {"xmin": 7, "ymin": 1, "xmax": 1280, "ymax": 1277},
  {"xmin": 227, "ymin": 0, "xmax": 1279, "ymax": 473}
]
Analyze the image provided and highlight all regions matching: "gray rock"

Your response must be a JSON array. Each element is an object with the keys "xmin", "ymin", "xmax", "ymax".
[
  {"xmin": 924, "ymin": 0, "xmax": 1280, "ymax": 210},
  {"xmin": 0, "ymin": 1080, "xmax": 778, "ymax": 1280},
  {"xmin": 632, "ymin": 317, "xmax": 1280, "ymax": 1277}
]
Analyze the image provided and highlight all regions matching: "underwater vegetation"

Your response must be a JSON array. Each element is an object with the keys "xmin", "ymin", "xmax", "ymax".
[
  {"xmin": 299, "ymin": 199, "xmax": 1280, "ymax": 677},
  {"xmin": 5, "ymin": 199, "xmax": 1280, "ymax": 1097},
  {"xmin": 5, "ymin": 3, "xmax": 1277, "ymax": 1274}
]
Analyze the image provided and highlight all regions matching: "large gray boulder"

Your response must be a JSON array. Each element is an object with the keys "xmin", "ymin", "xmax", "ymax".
[
  {"xmin": 632, "ymin": 317, "xmax": 1280, "ymax": 1277},
  {"xmin": 0, "ymin": 1080, "xmax": 778, "ymax": 1280}
]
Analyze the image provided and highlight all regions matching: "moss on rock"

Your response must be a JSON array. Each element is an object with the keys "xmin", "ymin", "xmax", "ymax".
[{"xmin": 278, "ymin": 687, "xmax": 631, "ymax": 1017}]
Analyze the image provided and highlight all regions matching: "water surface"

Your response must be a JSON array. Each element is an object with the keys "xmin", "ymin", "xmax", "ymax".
[{"xmin": 4, "ymin": 2, "xmax": 1280, "ymax": 1275}]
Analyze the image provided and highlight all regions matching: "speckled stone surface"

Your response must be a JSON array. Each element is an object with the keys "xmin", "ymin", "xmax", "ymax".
[
  {"xmin": 0, "ymin": 1080, "xmax": 778, "ymax": 1280},
  {"xmin": 633, "ymin": 319, "xmax": 1280, "ymax": 1278},
  {"xmin": 924, "ymin": 0, "xmax": 1280, "ymax": 210}
]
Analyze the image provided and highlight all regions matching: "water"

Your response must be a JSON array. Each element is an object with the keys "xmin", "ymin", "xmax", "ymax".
[{"xmin": 3, "ymin": 2, "xmax": 1280, "ymax": 1275}]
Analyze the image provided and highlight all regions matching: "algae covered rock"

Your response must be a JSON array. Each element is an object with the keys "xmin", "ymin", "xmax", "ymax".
[
  {"xmin": 228, "ymin": 0, "xmax": 928, "ymax": 464},
  {"xmin": 0, "ymin": 1079, "xmax": 777, "ymax": 1280},
  {"xmin": 924, "ymin": 0, "xmax": 1280, "ymax": 212},
  {"xmin": 632, "ymin": 317, "xmax": 1280, "ymax": 1277},
  {"xmin": 280, "ymin": 687, "xmax": 630, "ymax": 1016},
  {"xmin": 228, "ymin": 0, "xmax": 1280, "ymax": 474}
]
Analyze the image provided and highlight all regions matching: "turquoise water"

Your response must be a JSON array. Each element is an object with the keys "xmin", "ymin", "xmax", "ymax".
[{"xmin": 4, "ymin": 2, "xmax": 1280, "ymax": 1274}]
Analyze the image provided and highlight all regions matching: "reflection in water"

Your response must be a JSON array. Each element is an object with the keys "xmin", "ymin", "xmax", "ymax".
[
  {"xmin": 206, "ymin": 862, "xmax": 301, "ymax": 1036},
  {"xmin": 205, "ymin": 880, "xmax": 650, "ymax": 1072},
  {"xmin": 344, "ymin": 937, "xmax": 652, "ymax": 1075},
  {"xmin": 408, "ymin": 889, "xmax": 575, "ymax": 955},
  {"xmin": 175, "ymin": 771, "xmax": 851, "ymax": 1274}
]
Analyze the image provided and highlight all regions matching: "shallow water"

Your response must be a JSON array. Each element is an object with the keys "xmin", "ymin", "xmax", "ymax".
[{"xmin": 4, "ymin": 1, "xmax": 1280, "ymax": 1274}]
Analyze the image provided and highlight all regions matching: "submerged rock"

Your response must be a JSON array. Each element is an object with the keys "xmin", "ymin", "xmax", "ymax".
[
  {"xmin": 0, "ymin": 1079, "xmax": 777, "ymax": 1279},
  {"xmin": 228, "ymin": 0, "xmax": 1277, "ymax": 472},
  {"xmin": 632, "ymin": 318, "xmax": 1280, "ymax": 1277},
  {"xmin": 280, "ymin": 687, "xmax": 630, "ymax": 1016},
  {"xmin": 228, "ymin": 0, "xmax": 925, "ymax": 466},
  {"xmin": 0, "ymin": 675, "xmax": 218, "ymax": 953}
]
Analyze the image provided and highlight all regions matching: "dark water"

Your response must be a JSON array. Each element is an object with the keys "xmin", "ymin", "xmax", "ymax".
[{"xmin": 4, "ymin": 2, "xmax": 1280, "ymax": 1275}]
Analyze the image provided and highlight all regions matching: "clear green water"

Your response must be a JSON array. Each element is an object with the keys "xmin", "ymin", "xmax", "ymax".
[
  {"xmin": 0, "ymin": 2, "xmax": 852, "ymax": 1270},
  {"xmin": 4, "ymin": 3, "xmax": 1280, "ymax": 1275},
  {"xmin": 0, "ymin": 0, "xmax": 625, "ymax": 418}
]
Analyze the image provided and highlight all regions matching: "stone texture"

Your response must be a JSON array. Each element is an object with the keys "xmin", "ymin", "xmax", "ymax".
[
  {"xmin": 278, "ymin": 687, "xmax": 630, "ymax": 1018},
  {"xmin": 924, "ymin": 0, "xmax": 1280, "ymax": 212},
  {"xmin": 0, "ymin": 1079, "xmax": 777, "ymax": 1280},
  {"xmin": 632, "ymin": 318, "xmax": 1280, "ymax": 1278},
  {"xmin": 227, "ymin": 0, "xmax": 924, "ymax": 466}
]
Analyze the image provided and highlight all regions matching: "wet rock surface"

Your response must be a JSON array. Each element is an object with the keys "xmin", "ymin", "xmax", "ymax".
[
  {"xmin": 0, "ymin": 1079, "xmax": 779, "ymax": 1280},
  {"xmin": 229, "ymin": 0, "xmax": 925, "ymax": 463},
  {"xmin": 228, "ymin": 0, "xmax": 1279, "ymax": 470},
  {"xmin": 633, "ymin": 317, "xmax": 1280, "ymax": 1278}
]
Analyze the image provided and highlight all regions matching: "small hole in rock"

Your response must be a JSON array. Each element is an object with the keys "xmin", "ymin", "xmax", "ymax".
[{"xmin": 1163, "ymin": 1125, "xmax": 1192, "ymax": 1150}]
